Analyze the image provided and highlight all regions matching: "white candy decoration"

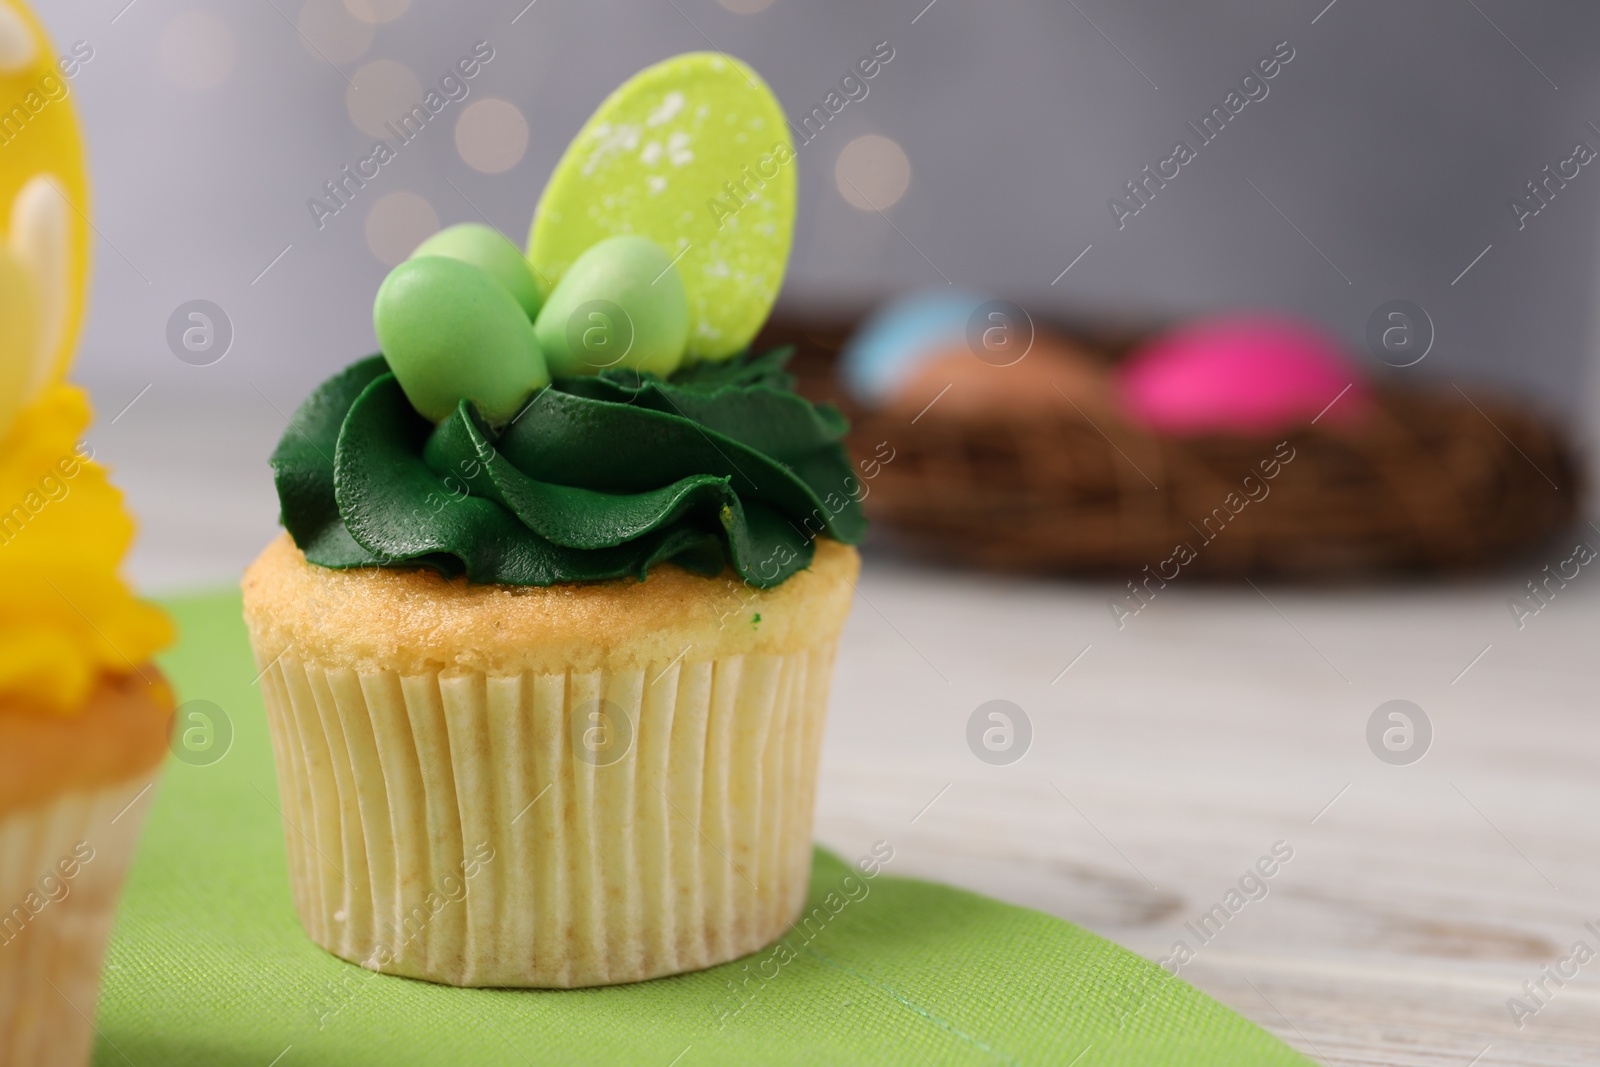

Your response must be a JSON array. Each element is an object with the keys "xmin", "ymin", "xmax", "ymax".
[
  {"xmin": 0, "ymin": 240, "xmax": 38, "ymax": 444},
  {"xmin": 10, "ymin": 174, "xmax": 68, "ymax": 397},
  {"xmin": 0, "ymin": 3, "xmax": 35, "ymax": 74}
]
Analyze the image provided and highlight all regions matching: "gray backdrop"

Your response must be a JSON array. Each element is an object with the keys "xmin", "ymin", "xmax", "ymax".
[{"xmin": 24, "ymin": 0, "xmax": 1600, "ymax": 584}]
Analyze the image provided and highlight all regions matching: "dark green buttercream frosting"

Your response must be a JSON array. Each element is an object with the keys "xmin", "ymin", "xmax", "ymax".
[{"xmin": 271, "ymin": 349, "xmax": 866, "ymax": 588}]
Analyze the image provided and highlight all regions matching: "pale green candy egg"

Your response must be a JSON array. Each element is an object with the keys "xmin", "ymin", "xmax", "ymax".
[
  {"xmin": 529, "ymin": 53, "xmax": 796, "ymax": 363},
  {"xmin": 532, "ymin": 235, "xmax": 689, "ymax": 378},
  {"xmin": 412, "ymin": 223, "xmax": 543, "ymax": 320},
  {"xmin": 374, "ymin": 256, "xmax": 550, "ymax": 424}
]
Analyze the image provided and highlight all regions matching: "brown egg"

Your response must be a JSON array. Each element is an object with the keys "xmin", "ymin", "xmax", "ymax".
[{"xmin": 883, "ymin": 333, "xmax": 1116, "ymax": 421}]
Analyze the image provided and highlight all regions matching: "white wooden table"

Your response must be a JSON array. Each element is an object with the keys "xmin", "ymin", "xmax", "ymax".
[
  {"xmin": 814, "ymin": 554, "xmax": 1600, "ymax": 1066},
  {"xmin": 108, "ymin": 394, "xmax": 1600, "ymax": 1066}
]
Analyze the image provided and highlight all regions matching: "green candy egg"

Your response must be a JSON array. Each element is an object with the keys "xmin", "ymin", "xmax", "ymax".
[
  {"xmin": 412, "ymin": 223, "xmax": 543, "ymax": 320},
  {"xmin": 374, "ymin": 256, "xmax": 549, "ymax": 424},
  {"xmin": 532, "ymin": 235, "xmax": 689, "ymax": 378},
  {"xmin": 529, "ymin": 52, "xmax": 796, "ymax": 363}
]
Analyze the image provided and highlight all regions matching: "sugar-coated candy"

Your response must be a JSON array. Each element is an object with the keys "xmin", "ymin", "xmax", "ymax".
[
  {"xmin": 412, "ymin": 223, "xmax": 544, "ymax": 321},
  {"xmin": 532, "ymin": 235, "xmax": 689, "ymax": 378},
  {"xmin": 374, "ymin": 256, "xmax": 549, "ymax": 424}
]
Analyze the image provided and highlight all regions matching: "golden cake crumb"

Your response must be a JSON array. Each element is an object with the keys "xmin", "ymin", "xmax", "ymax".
[
  {"xmin": 0, "ymin": 671, "xmax": 174, "ymax": 818},
  {"xmin": 242, "ymin": 532, "xmax": 860, "ymax": 677}
]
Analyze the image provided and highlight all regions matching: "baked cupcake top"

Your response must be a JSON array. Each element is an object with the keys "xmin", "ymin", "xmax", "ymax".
[
  {"xmin": 274, "ymin": 54, "xmax": 865, "ymax": 590},
  {"xmin": 0, "ymin": 2, "xmax": 171, "ymax": 714}
]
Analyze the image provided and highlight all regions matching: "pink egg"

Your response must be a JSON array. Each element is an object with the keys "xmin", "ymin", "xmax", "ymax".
[{"xmin": 1115, "ymin": 315, "xmax": 1370, "ymax": 435}]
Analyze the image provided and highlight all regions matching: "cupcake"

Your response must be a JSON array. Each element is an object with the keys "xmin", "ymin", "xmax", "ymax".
[
  {"xmin": 243, "ymin": 54, "xmax": 865, "ymax": 987},
  {"xmin": 0, "ymin": 4, "xmax": 175, "ymax": 1062}
]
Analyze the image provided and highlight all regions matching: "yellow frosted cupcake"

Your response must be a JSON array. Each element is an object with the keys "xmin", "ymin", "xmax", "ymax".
[
  {"xmin": 243, "ymin": 54, "xmax": 866, "ymax": 987},
  {"xmin": 0, "ymin": 4, "xmax": 174, "ymax": 1062}
]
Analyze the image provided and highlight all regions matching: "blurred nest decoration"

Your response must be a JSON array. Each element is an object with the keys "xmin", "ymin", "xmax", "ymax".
[{"xmin": 759, "ymin": 312, "xmax": 1581, "ymax": 578}]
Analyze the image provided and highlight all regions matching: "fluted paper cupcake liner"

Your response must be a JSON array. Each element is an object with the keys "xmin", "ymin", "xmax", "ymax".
[
  {"xmin": 0, "ymin": 776, "xmax": 159, "ymax": 1067},
  {"xmin": 257, "ymin": 641, "xmax": 839, "ymax": 988}
]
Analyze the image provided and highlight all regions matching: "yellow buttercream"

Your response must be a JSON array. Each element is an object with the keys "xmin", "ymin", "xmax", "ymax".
[
  {"xmin": 0, "ymin": 384, "xmax": 172, "ymax": 711},
  {"xmin": 0, "ymin": 1, "xmax": 169, "ymax": 713}
]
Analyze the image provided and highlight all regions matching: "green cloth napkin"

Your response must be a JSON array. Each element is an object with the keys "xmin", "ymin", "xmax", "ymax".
[{"xmin": 94, "ymin": 591, "xmax": 1312, "ymax": 1066}]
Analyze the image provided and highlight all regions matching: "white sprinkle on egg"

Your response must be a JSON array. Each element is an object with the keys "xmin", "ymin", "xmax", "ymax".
[
  {"xmin": 647, "ymin": 91, "xmax": 686, "ymax": 126},
  {"xmin": 667, "ymin": 131, "xmax": 693, "ymax": 166}
]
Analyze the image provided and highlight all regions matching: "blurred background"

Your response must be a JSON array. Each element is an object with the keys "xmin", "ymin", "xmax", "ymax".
[
  {"xmin": 31, "ymin": 0, "xmax": 1600, "ymax": 587},
  {"xmin": 30, "ymin": 2, "xmax": 1600, "ymax": 1061}
]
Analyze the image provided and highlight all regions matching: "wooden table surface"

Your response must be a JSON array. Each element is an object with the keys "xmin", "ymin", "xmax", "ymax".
[
  {"xmin": 109, "ymin": 398, "xmax": 1599, "ymax": 1066},
  {"xmin": 813, "ymin": 551, "xmax": 1600, "ymax": 1067}
]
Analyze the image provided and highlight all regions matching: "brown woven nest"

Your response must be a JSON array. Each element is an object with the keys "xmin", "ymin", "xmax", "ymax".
[{"xmin": 757, "ymin": 311, "xmax": 1582, "ymax": 578}]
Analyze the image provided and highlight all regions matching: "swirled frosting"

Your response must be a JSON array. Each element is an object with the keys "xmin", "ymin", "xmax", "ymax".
[
  {"xmin": 0, "ymin": 385, "xmax": 172, "ymax": 712},
  {"xmin": 273, "ymin": 349, "xmax": 867, "ymax": 588}
]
